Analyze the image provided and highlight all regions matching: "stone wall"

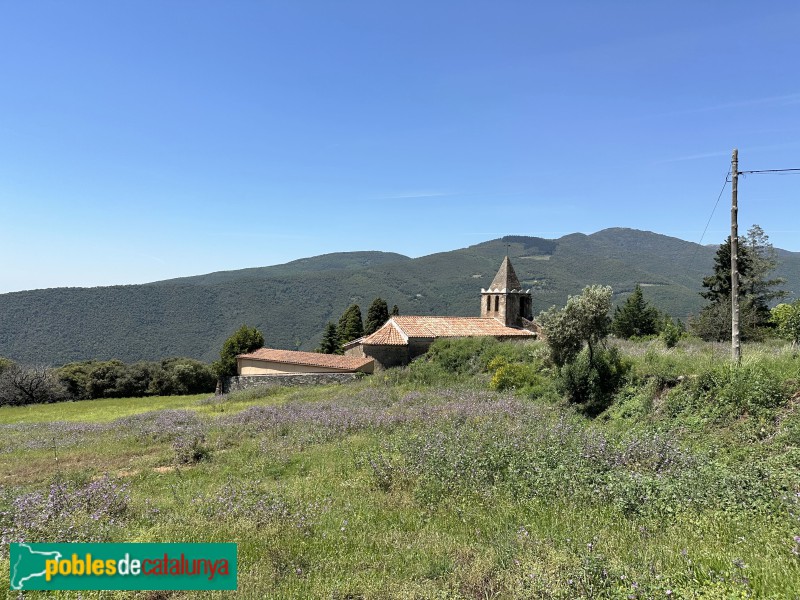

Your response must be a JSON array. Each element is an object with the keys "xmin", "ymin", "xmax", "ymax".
[
  {"xmin": 346, "ymin": 343, "xmax": 411, "ymax": 370},
  {"xmin": 222, "ymin": 372, "xmax": 363, "ymax": 394},
  {"xmin": 362, "ymin": 345, "xmax": 411, "ymax": 370}
]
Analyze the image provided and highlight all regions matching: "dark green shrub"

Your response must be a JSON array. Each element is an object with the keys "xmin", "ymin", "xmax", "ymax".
[
  {"xmin": 660, "ymin": 321, "xmax": 682, "ymax": 348},
  {"xmin": 85, "ymin": 360, "xmax": 129, "ymax": 398},
  {"xmin": 114, "ymin": 361, "xmax": 157, "ymax": 397},
  {"xmin": 558, "ymin": 347, "xmax": 631, "ymax": 416},
  {"xmin": 150, "ymin": 358, "xmax": 215, "ymax": 396},
  {"xmin": 57, "ymin": 361, "xmax": 96, "ymax": 399}
]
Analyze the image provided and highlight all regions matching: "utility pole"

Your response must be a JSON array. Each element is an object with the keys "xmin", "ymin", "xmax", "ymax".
[{"xmin": 731, "ymin": 149, "xmax": 740, "ymax": 364}]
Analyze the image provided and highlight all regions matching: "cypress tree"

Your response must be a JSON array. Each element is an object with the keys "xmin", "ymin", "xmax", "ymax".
[
  {"xmin": 391, "ymin": 305, "xmax": 400, "ymax": 316},
  {"xmin": 317, "ymin": 322, "xmax": 342, "ymax": 354},
  {"xmin": 337, "ymin": 304, "xmax": 364, "ymax": 344},
  {"xmin": 364, "ymin": 298, "xmax": 389, "ymax": 335}
]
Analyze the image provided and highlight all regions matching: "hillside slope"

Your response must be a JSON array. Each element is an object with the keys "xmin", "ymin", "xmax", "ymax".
[{"xmin": 1, "ymin": 229, "xmax": 798, "ymax": 365}]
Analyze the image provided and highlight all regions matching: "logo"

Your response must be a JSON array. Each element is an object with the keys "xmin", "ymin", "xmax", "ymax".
[{"xmin": 10, "ymin": 543, "xmax": 237, "ymax": 591}]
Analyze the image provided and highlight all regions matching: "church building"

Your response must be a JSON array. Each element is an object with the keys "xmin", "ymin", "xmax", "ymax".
[{"xmin": 343, "ymin": 256, "xmax": 537, "ymax": 370}]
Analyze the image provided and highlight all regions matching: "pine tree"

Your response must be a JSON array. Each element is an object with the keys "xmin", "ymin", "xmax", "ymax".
[
  {"xmin": 337, "ymin": 304, "xmax": 364, "ymax": 344},
  {"xmin": 700, "ymin": 237, "xmax": 752, "ymax": 305},
  {"xmin": 694, "ymin": 227, "xmax": 785, "ymax": 341},
  {"xmin": 741, "ymin": 225, "xmax": 787, "ymax": 316},
  {"xmin": 364, "ymin": 298, "xmax": 389, "ymax": 335},
  {"xmin": 611, "ymin": 284, "xmax": 660, "ymax": 339},
  {"xmin": 317, "ymin": 322, "xmax": 342, "ymax": 354}
]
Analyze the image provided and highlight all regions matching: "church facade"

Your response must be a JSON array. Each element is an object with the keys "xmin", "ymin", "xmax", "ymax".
[{"xmin": 343, "ymin": 256, "xmax": 538, "ymax": 370}]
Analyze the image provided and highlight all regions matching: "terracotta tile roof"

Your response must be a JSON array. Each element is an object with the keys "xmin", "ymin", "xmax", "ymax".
[
  {"xmin": 359, "ymin": 321, "xmax": 408, "ymax": 346},
  {"xmin": 237, "ymin": 348, "xmax": 373, "ymax": 371},
  {"xmin": 360, "ymin": 316, "xmax": 533, "ymax": 345}
]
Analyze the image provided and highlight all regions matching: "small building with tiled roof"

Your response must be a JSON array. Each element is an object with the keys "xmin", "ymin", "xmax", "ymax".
[
  {"xmin": 236, "ymin": 348, "xmax": 374, "ymax": 376},
  {"xmin": 343, "ymin": 257, "xmax": 537, "ymax": 369}
]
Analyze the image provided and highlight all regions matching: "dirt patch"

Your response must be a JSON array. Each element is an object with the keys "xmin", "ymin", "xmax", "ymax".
[
  {"xmin": 153, "ymin": 466, "xmax": 177, "ymax": 473},
  {"xmin": 116, "ymin": 469, "xmax": 141, "ymax": 478}
]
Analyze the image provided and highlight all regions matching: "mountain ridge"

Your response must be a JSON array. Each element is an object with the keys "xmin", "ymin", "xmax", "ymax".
[{"xmin": 2, "ymin": 228, "xmax": 797, "ymax": 366}]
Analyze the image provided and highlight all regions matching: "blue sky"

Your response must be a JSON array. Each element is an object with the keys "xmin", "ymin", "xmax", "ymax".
[{"xmin": 2, "ymin": 1, "xmax": 799, "ymax": 293}]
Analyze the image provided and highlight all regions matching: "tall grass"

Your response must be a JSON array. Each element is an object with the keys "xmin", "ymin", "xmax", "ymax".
[{"xmin": 0, "ymin": 339, "xmax": 798, "ymax": 597}]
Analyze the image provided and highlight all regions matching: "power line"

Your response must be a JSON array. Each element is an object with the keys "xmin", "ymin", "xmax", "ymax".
[
  {"xmin": 696, "ymin": 172, "xmax": 729, "ymax": 247},
  {"xmin": 738, "ymin": 167, "xmax": 800, "ymax": 174},
  {"xmin": 687, "ymin": 170, "xmax": 729, "ymax": 272}
]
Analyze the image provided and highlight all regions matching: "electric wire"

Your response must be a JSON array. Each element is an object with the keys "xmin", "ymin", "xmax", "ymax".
[
  {"xmin": 738, "ymin": 168, "xmax": 800, "ymax": 175},
  {"xmin": 693, "ymin": 171, "xmax": 730, "ymax": 253}
]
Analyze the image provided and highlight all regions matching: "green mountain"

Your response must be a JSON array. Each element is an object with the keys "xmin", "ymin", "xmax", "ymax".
[{"xmin": 2, "ymin": 229, "xmax": 798, "ymax": 366}]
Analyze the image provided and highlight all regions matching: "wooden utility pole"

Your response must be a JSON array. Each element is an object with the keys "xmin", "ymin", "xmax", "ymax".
[{"xmin": 731, "ymin": 149, "xmax": 741, "ymax": 364}]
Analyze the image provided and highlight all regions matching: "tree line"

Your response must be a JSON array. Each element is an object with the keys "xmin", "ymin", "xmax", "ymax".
[{"xmin": 0, "ymin": 357, "xmax": 216, "ymax": 407}]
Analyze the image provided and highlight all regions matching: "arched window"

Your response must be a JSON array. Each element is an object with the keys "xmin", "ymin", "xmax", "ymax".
[
  {"xmin": 486, "ymin": 296, "xmax": 491, "ymax": 311},
  {"xmin": 494, "ymin": 296, "xmax": 499, "ymax": 312}
]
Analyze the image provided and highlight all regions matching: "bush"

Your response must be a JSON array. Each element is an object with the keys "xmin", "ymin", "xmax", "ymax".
[
  {"xmin": 489, "ymin": 360, "xmax": 541, "ymax": 393},
  {"xmin": 84, "ymin": 360, "xmax": 130, "ymax": 398},
  {"xmin": 538, "ymin": 285, "xmax": 612, "ymax": 367},
  {"xmin": 711, "ymin": 363, "xmax": 787, "ymax": 418},
  {"xmin": 56, "ymin": 358, "xmax": 215, "ymax": 400},
  {"xmin": 172, "ymin": 432, "xmax": 211, "ymax": 465},
  {"xmin": 558, "ymin": 347, "xmax": 630, "ymax": 416},
  {"xmin": 660, "ymin": 320, "xmax": 682, "ymax": 348},
  {"xmin": 149, "ymin": 358, "xmax": 215, "ymax": 396},
  {"xmin": 663, "ymin": 360, "xmax": 790, "ymax": 423},
  {"xmin": 423, "ymin": 337, "xmax": 501, "ymax": 375}
]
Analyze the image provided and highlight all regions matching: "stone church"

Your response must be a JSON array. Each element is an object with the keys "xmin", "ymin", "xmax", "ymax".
[{"xmin": 344, "ymin": 256, "xmax": 537, "ymax": 369}]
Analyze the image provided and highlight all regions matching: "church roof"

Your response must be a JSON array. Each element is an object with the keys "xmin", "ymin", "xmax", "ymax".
[
  {"xmin": 352, "ymin": 316, "xmax": 534, "ymax": 347},
  {"xmin": 488, "ymin": 256, "xmax": 522, "ymax": 291},
  {"xmin": 237, "ymin": 348, "xmax": 374, "ymax": 371}
]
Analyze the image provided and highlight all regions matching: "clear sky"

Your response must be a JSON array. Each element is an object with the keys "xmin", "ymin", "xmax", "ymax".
[{"xmin": 2, "ymin": 1, "xmax": 799, "ymax": 293}]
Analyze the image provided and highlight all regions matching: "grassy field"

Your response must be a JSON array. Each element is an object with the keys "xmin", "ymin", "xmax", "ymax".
[{"xmin": 1, "ymin": 339, "xmax": 799, "ymax": 598}]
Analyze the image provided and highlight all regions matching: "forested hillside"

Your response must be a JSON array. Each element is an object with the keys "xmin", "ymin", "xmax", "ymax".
[{"xmin": 1, "ymin": 229, "xmax": 798, "ymax": 365}]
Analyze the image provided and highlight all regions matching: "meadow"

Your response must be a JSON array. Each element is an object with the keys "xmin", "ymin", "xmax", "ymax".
[{"xmin": 1, "ymin": 339, "xmax": 799, "ymax": 599}]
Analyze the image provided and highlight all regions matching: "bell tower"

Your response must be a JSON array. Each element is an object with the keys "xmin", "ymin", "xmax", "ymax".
[{"xmin": 480, "ymin": 256, "xmax": 532, "ymax": 327}]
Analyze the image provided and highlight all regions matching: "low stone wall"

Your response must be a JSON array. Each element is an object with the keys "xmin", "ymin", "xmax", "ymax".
[{"xmin": 222, "ymin": 372, "xmax": 363, "ymax": 394}]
